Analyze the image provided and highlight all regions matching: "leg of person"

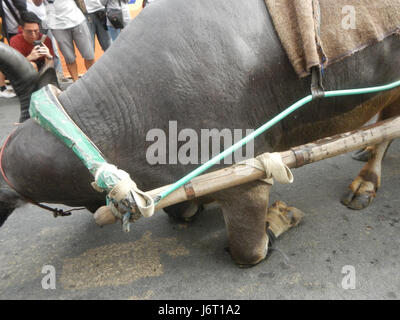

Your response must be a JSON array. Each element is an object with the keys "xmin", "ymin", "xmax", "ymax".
[
  {"xmin": 0, "ymin": 71, "xmax": 16, "ymax": 98},
  {"xmin": 107, "ymin": 25, "xmax": 120, "ymax": 42},
  {"xmin": 72, "ymin": 21, "xmax": 95, "ymax": 71},
  {"xmin": 47, "ymin": 30, "xmax": 64, "ymax": 75},
  {"xmin": 30, "ymin": 61, "xmax": 39, "ymax": 71},
  {"xmin": 0, "ymin": 72, "xmax": 5, "ymax": 88},
  {"xmin": 86, "ymin": 13, "xmax": 97, "ymax": 51},
  {"xmin": 66, "ymin": 61, "xmax": 79, "ymax": 81},
  {"xmin": 0, "ymin": 37, "xmax": 16, "ymax": 98},
  {"xmin": 93, "ymin": 13, "xmax": 111, "ymax": 51},
  {"xmin": 84, "ymin": 58, "xmax": 95, "ymax": 70},
  {"xmin": 51, "ymin": 28, "xmax": 79, "ymax": 81}
]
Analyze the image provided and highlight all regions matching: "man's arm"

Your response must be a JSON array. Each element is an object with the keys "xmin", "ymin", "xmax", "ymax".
[
  {"xmin": 39, "ymin": 42, "xmax": 54, "ymax": 66},
  {"xmin": 25, "ymin": 46, "xmax": 43, "ymax": 62}
]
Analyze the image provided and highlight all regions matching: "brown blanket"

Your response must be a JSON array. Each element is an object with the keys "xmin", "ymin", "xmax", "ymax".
[{"xmin": 265, "ymin": 0, "xmax": 400, "ymax": 78}]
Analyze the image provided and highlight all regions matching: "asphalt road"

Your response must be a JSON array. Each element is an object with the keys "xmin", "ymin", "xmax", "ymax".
[{"xmin": 0, "ymin": 95, "xmax": 399, "ymax": 300}]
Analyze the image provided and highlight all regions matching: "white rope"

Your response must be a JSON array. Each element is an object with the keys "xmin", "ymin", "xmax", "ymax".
[
  {"xmin": 92, "ymin": 152, "xmax": 291, "ymax": 222},
  {"xmin": 240, "ymin": 152, "xmax": 294, "ymax": 185},
  {"xmin": 93, "ymin": 164, "xmax": 155, "ymax": 218},
  {"xmin": 108, "ymin": 176, "xmax": 155, "ymax": 218}
]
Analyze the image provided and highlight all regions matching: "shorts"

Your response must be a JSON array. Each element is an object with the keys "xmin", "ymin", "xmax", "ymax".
[{"xmin": 52, "ymin": 22, "xmax": 95, "ymax": 64}]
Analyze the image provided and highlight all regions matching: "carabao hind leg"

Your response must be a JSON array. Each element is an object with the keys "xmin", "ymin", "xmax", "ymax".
[
  {"xmin": 214, "ymin": 181, "xmax": 303, "ymax": 267},
  {"xmin": 342, "ymin": 102, "xmax": 400, "ymax": 210},
  {"xmin": 163, "ymin": 200, "xmax": 204, "ymax": 222}
]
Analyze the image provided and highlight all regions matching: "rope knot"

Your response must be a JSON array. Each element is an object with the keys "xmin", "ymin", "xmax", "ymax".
[
  {"xmin": 91, "ymin": 163, "xmax": 155, "ymax": 230},
  {"xmin": 240, "ymin": 152, "xmax": 294, "ymax": 185}
]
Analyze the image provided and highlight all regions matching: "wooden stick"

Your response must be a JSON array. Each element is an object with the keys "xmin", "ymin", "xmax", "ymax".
[
  {"xmin": 151, "ymin": 115, "xmax": 400, "ymax": 211},
  {"xmin": 95, "ymin": 116, "xmax": 400, "ymax": 226}
]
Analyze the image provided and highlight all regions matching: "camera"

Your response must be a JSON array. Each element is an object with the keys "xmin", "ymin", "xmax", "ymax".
[{"xmin": 33, "ymin": 35, "xmax": 47, "ymax": 47}]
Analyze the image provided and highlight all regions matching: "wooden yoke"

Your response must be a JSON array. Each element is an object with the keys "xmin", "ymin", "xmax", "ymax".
[{"xmin": 95, "ymin": 115, "xmax": 400, "ymax": 226}]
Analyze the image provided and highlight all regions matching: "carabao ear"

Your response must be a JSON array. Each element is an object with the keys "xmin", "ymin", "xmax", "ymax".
[{"xmin": 36, "ymin": 64, "xmax": 60, "ymax": 90}]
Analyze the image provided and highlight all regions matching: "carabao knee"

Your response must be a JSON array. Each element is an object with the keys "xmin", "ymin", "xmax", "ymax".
[{"xmin": 227, "ymin": 227, "xmax": 269, "ymax": 267}]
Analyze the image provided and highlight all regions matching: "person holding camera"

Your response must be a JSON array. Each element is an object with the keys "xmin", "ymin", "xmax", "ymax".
[
  {"xmin": 9, "ymin": 11, "xmax": 54, "ymax": 71},
  {"xmin": 26, "ymin": 0, "xmax": 65, "ymax": 80}
]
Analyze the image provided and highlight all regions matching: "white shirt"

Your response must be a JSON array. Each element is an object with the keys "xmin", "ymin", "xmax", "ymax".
[
  {"xmin": 83, "ymin": 0, "xmax": 106, "ymax": 14},
  {"xmin": 26, "ymin": 0, "xmax": 47, "ymax": 21},
  {"xmin": 2, "ymin": 0, "xmax": 20, "ymax": 34},
  {"xmin": 105, "ymin": 0, "xmax": 130, "ymax": 27},
  {"xmin": 43, "ymin": 0, "xmax": 86, "ymax": 30}
]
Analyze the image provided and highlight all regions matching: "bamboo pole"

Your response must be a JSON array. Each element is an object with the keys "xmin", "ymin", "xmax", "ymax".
[
  {"xmin": 150, "ymin": 115, "xmax": 400, "ymax": 210},
  {"xmin": 94, "ymin": 116, "xmax": 400, "ymax": 226}
]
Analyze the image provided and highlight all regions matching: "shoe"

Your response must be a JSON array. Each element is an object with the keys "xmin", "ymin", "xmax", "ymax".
[
  {"xmin": 0, "ymin": 89, "xmax": 16, "ymax": 98},
  {"xmin": 56, "ymin": 72, "xmax": 72, "ymax": 83}
]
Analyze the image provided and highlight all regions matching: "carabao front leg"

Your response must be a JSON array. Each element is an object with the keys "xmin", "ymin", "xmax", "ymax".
[
  {"xmin": 342, "ymin": 140, "xmax": 392, "ymax": 210},
  {"xmin": 342, "ymin": 101, "xmax": 400, "ymax": 210},
  {"xmin": 215, "ymin": 181, "xmax": 304, "ymax": 267},
  {"xmin": 215, "ymin": 181, "xmax": 272, "ymax": 267}
]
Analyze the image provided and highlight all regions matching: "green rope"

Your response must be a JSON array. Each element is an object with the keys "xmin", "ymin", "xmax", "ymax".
[
  {"xmin": 28, "ymin": 79, "xmax": 400, "ymax": 209},
  {"xmin": 157, "ymin": 79, "xmax": 400, "ymax": 201}
]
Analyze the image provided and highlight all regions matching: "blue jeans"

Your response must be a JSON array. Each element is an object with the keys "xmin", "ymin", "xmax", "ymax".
[
  {"xmin": 107, "ymin": 25, "xmax": 121, "ymax": 42},
  {"xmin": 47, "ymin": 30, "xmax": 63, "ymax": 74},
  {"xmin": 87, "ymin": 12, "xmax": 112, "ymax": 51}
]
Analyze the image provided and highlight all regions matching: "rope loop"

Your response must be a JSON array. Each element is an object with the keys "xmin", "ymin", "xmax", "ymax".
[{"xmin": 239, "ymin": 152, "xmax": 294, "ymax": 185}]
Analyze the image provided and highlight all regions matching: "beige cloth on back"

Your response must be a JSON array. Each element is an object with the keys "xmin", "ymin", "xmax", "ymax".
[{"xmin": 265, "ymin": 0, "xmax": 400, "ymax": 78}]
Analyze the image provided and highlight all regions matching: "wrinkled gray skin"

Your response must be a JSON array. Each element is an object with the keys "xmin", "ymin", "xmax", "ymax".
[{"xmin": 1, "ymin": 0, "xmax": 400, "ymax": 265}]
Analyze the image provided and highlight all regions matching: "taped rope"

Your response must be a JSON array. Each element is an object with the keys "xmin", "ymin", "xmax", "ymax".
[
  {"xmin": 93, "ymin": 163, "xmax": 155, "ymax": 218},
  {"xmin": 29, "ymin": 86, "xmax": 155, "ymax": 231}
]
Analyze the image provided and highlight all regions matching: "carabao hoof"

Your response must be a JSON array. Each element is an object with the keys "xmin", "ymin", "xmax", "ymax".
[
  {"xmin": 341, "ymin": 190, "xmax": 374, "ymax": 210},
  {"xmin": 351, "ymin": 148, "xmax": 372, "ymax": 162},
  {"xmin": 341, "ymin": 176, "xmax": 376, "ymax": 210},
  {"xmin": 266, "ymin": 201, "xmax": 304, "ymax": 238}
]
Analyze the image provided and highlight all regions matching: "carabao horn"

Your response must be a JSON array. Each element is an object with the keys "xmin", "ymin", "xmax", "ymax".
[{"xmin": 0, "ymin": 42, "xmax": 39, "ymax": 122}]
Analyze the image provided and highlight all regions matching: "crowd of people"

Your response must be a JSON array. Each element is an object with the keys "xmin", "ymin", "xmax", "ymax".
[{"xmin": 0, "ymin": 0, "xmax": 137, "ymax": 98}]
